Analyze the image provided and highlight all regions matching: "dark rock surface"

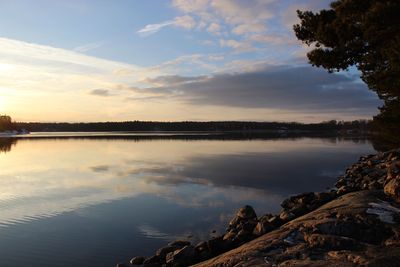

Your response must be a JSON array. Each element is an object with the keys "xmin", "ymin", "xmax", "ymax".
[
  {"xmin": 117, "ymin": 148, "xmax": 400, "ymax": 267},
  {"xmin": 130, "ymin": 256, "xmax": 145, "ymax": 265}
]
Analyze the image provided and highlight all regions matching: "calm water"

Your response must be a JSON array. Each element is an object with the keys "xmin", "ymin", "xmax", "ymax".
[{"xmin": 0, "ymin": 134, "xmax": 376, "ymax": 267}]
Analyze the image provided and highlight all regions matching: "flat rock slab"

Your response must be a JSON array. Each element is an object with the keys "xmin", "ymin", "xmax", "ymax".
[{"xmin": 193, "ymin": 190, "xmax": 400, "ymax": 267}]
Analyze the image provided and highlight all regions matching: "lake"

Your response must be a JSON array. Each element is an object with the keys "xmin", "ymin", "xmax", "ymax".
[{"xmin": 0, "ymin": 134, "xmax": 376, "ymax": 267}]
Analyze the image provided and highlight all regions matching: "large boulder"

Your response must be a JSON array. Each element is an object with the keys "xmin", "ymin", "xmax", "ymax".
[
  {"xmin": 228, "ymin": 205, "xmax": 257, "ymax": 230},
  {"xmin": 166, "ymin": 245, "xmax": 196, "ymax": 267},
  {"xmin": 236, "ymin": 205, "xmax": 257, "ymax": 220}
]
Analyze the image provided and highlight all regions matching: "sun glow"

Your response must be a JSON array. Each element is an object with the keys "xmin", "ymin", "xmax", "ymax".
[{"xmin": 0, "ymin": 63, "xmax": 13, "ymax": 72}]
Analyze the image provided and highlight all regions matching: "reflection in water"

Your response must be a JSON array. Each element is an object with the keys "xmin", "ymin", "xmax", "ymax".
[
  {"xmin": 0, "ymin": 136, "xmax": 376, "ymax": 267},
  {"xmin": 0, "ymin": 138, "xmax": 16, "ymax": 153}
]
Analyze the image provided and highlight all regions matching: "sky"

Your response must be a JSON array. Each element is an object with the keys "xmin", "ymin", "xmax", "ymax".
[{"xmin": 0, "ymin": 0, "xmax": 381, "ymax": 122}]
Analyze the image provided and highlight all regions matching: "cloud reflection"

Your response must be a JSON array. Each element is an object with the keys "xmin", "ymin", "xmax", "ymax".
[{"xmin": 0, "ymin": 138, "xmax": 375, "ymax": 228}]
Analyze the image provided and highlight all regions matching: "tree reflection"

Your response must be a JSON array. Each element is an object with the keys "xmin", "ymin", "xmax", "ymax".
[{"xmin": 0, "ymin": 138, "xmax": 17, "ymax": 153}]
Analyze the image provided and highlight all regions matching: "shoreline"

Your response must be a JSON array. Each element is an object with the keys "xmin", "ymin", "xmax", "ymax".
[{"xmin": 117, "ymin": 148, "xmax": 400, "ymax": 267}]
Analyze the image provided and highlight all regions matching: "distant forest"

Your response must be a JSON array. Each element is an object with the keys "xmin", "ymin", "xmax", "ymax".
[
  {"xmin": 14, "ymin": 119, "xmax": 371, "ymax": 133},
  {"xmin": 0, "ymin": 114, "xmax": 373, "ymax": 133}
]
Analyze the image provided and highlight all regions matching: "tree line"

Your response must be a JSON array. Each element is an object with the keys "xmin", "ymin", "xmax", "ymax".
[{"xmin": 15, "ymin": 119, "xmax": 371, "ymax": 133}]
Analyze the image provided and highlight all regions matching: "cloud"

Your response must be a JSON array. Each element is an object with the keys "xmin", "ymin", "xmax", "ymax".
[
  {"xmin": 172, "ymin": 0, "xmax": 274, "ymax": 26},
  {"xmin": 171, "ymin": 0, "xmax": 209, "ymax": 13},
  {"xmin": 137, "ymin": 0, "xmax": 277, "ymax": 45},
  {"xmin": 173, "ymin": 15, "xmax": 196, "ymax": 29},
  {"xmin": 219, "ymin": 39, "xmax": 254, "ymax": 53},
  {"xmin": 249, "ymin": 34, "xmax": 296, "ymax": 45},
  {"xmin": 168, "ymin": 0, "xmax": 334, "ymax": 55},
  {"xmin": 121, "ymin": 147, "xmax": 372, "ymax": 195},
  {"xmin": 90, "ymin": 165, "xmax": 110, "ymax": 172},
  {"xmin": 0, "ymin": 36, "xmax": 379, "ymax": 122},
  {"xmin": 232, "ymin": 23, "xmax": 266, "ymax": 35},
  {"xmin": 0, "ymin": 38, "xmax": 133, "ymax": 72},
  {"xmin": 168, "ymin": 0, "xmax": 279, "ymax": 53},
  {"xmin": 207, "ymin": 22, "xmax": 222, "ymax": 35},
  {"xmin": 132, "ymin": 65, "xmax": 381, "ymax": 116},
  {"xmin": 209, "ymin": 0, "xmax": 274, "ymax": 25},
  {"xmin": 137, "ymin": 15, "xmax": 196, "ymax": 36},
  {"xmin": 73, "ymin": 41, "xmax": 104, "ymax": 53},
  {"xmin": 89, "ymin": 89, "xmax": 112, "ymax": 97},
  {"xmin": 144, "ymin": 54, "xmax": 217, "ymax": 74},
  {"xmin": 135, "ymin": 0, "xmax": 330, "ymax": 56},
  {"xmin": 207, "ymin": 54, "xmax": 224, "ymax": 61},
  {"xmin": 137, "ymin": 20, "xmax": 176, "ymax": 36},
  {"xmin": 144, "ymin": 75, "xmax": 207, "ymax": 86}
]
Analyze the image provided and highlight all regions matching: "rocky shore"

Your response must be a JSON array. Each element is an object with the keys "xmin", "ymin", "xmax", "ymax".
[{"xmin": 117, "ymin": 148, "xmax": 400, "ymax": 267}]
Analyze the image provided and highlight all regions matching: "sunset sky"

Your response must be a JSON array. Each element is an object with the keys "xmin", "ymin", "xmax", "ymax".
[{"xmin": 0, "ymin": 0, "xmax": 381, "ymax": 122}]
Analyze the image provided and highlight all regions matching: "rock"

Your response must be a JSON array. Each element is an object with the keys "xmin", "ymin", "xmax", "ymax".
[
  {"xmin": 167, "ymin": 240, "xmax": 191, "ymax": 248},
  {"xmin": 237, "ymin": 205, "xmax": 257, "ymax": 220},
  {"xmin": 268, "ymin": 215, "xmax": 282, "ymax": 227},
  {"xmin": 194, "ymin": 241, "xmax": 208, "ymax": 252},
  {"xmin": 279, "ymin": 210, "xmax": 295, "ymax": 221},
  {"xmin": 207, "ymin": 236, "xmax": 226, "ymax": 255},
  {"xmin": 194, "ymin": 191, "xmax": 400, "ymax": 267},
  {"xmin": 156, "ymin": 245, "xmax": 180, "ymax": 258},
  {"xmin": 235, "ymin": 229, "xmax": 253, "ymax": 242},
  {"xmin": 130, "ymin": 256, "xmax": 146, "ymax": 265},
  {"xmin": 194, "ymin": 241, "xmax": 211, "ymax": 262},
  {"xmin": 142, "ymin": 255, "xmax": 162, "ymax": 266},
  {"xmin": 223, "ymin": 230, "xmax": 236, "ymax": 241},
  {"xmin": 241, "ymin": 219, "xmax": 257, "ymax": 232},
  {"xmin": 337, "ymin": 185, "xmax": 350, "ymax": 195},
  {"xmin": 304, "ymin": 233, "xmax": 359, "ymax": 250},
  {"xmin": 253, "ymin": 214, "xmax": 275, "ymax": 236},
  {"xmin": 283, "ymin": 230, "xmax": 304, "ymax": 245},
  {"xmin": 327, "ymin": 251, "xmax": 368, "ymax": 265},
  {"xmin": 142, "ymin": 264, "xmax": 162, "ymax": 267},
  {"xmin": 280, "ymin": 191, "xmax": 335, "ymax": 218},
  {"xmin": 166, "ymin": 245, "xmax": 196, "ymax": 266},
  {"xmin": 384, "ymin": 176, "xmax": 400, "ymax": 202},
  {"xmin": 227, "ymin": 206, "xmax": 258, "ymax": 239}
]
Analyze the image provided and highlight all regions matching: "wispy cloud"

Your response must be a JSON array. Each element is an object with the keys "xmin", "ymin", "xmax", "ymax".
[
  {"xmin": 73, "ymin": 41, "xmax": 104, "ymax": 53},
  {"xmin": 89, "ymin": 89, "xmax": 112, "ymax": 97},
  {"xmin": 219, "ymin": 39, "xmax": 254, "ymax": 53},
  {"xmin": 137, "ymin": 20, "xmax": 175, "ymax": 36},
  {"xmin": 137, "ymin": 15, "xmax": 196, "ymax": 36}
]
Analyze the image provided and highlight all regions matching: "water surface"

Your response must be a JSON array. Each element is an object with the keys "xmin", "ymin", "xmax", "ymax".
[{"xmin": 0, "ymin": 134, "xmax": 375, "ymax": 267}]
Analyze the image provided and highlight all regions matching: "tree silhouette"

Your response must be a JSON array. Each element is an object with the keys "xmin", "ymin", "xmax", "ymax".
[
  {"xmin": 294, "ymin": 0, "xmax": 400, "ymax": 145},
  {"xmin": 0, "ymin": 115, "xmax": 14, "ymax": 131}
]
